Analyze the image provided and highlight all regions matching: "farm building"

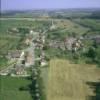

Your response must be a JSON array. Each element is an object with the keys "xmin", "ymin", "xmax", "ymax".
[{"xmin": 7, "ymin": 50, "xmax": 21, "ymax": 59}]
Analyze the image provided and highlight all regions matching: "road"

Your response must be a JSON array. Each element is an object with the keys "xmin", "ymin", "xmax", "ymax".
[{"xmin": 25, "ymin": 41, "xmax": 35, "ymax": 66}]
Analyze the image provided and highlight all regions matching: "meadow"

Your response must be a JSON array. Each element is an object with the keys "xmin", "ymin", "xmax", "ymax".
[
  {"xmin": 56, "ymin": 19, "xmax": 90, "ymax": 35},
  {"xmin": 73, "ymin": 18, "xmax": 100, "ymax": 31},
  {"xmin": 0, "ymin": 19, "xmax": 50, "ymax": 34},
  {"xmin": 0, "ymin": 76, "xmax": 33, "ymax": 100}
]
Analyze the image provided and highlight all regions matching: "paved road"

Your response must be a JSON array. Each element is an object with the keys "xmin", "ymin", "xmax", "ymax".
[{"xmin": 25, "ymin": 41, "xmax": 35, "ymax": 65}]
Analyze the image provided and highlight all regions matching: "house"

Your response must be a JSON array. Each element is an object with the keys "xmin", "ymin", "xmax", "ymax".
[
  {"xmin": 7, "ymin": 27, "xmax": 19, "ymax": 34},
  {"xmin": 30, "ymin": 30, "xmax": 34, "ymax": 34},
  {"xmin": 15, "ymin": 65, "xmax": 27, "ymax": 75},
  {"xmin": 49, "ymin": 40, "xmax": 60, "ymax": 48},
  {"xmin": 19, "ymin": 51, "xmax": 25, "ymax": 60},
  {"xmin": 64, "ymin": 37, "xmax": 83, "ymax": 51},
  {"xmin": 25, "ymin": 38, "xmax": 31, "ymax": 45},
  {"xmin": 93, "ymin": 37, "xmax": 100, "ymax": 44},
  {"xmin": 25, "ymin": 52, "xmax": 34, "ymax": 67},
  {"xmin": 41, "ymin": 61, "xmax": 47, "ymax": 66},
  {"xmin": 29, "ymin": 29, "xmax": 39, "ymax": 37},
  {"xmin": 7, "ymin": 50, "xmax": 21, "ymax": 59},
  {"xmin": 42, "ymin": 35, "xmax": 46, "ymax": 44},
  {"xmin": 64, "ymin": 37, "xmax": 76, "ymax": 51},
  {"xmin": 40, "ymin": 52, "xmax": 48, "ymax": 66},
  {"xmin": 72, "ymin": 39, "xmax": 83, "ymax": 52}
]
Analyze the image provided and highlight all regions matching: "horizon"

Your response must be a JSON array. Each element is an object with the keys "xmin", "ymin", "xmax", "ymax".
[
  {"xmin": 2, "ymin": 7, "xmax": 100, "ymax": 12},
  {"xmin": 1, "ymin": 0, "xmax": 100, "ymax": 11}
]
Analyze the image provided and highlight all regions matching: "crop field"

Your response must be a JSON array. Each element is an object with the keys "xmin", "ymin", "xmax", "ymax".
[
  {"xmin": 56, "ymin": 19, "xmax": 89, "ymax": 35},
  {"xmin": 0, "ymin": 19, "xmax": 50, "ymax": 34},
  {"xmin": 0, "ymin": 36, "xmax": 20, "ymax": 50},
  {"xmin": 47, "ymin": 59, "xmax": 100, "ymax": 100},
  {"xmin": 0, "ymin": 76, "xmax": 32, "ymax": 100},
  {"xmin": 73, "ymin": 18, "xmax": 100, "ymax": 31}
]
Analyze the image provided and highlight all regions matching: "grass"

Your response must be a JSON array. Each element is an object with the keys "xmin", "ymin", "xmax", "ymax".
[
  {"xmin": 73, "ymin": 18, "xmax": 100, "ymax": 31},
  {"xmin": 0, "ymin": 20, "xmax": 50, "ymax": 34},
  {"xmin": 0, "ymin": 76, "xmax": 33, "ymax": 100},
  {"xmin": 56, "ymin": 19, "xmax": 89, "ymax": 35},
  {"xmin": 47, "ymin": 59, "xmax": 100, "ymax": 100},
  {"xmin": 0, "ymin": 57, "xmax": 8, "ymax": 69},
  {"xmin": 0, "ymin": 36, "xmax": 20, "ymax": 51}
]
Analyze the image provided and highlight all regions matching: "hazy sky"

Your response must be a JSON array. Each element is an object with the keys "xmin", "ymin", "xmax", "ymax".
[{"xmin": 1, "ymin": 0, "xmax": 100, "ymax": 11}]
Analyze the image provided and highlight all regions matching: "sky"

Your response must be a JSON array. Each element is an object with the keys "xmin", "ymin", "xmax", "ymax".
[{"xmin": 1, "ymin": 0, "xmax": 100, "ymax": 11}]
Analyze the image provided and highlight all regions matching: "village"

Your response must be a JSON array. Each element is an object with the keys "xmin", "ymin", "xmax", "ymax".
[
  {"xmin": 0, "ymin": 16, "xmax": 100, "ymax": 100},
  {"xmin": 1, "ymin": 0, "xmax": 100, "ymax": 99},
  {"xmin": 0, "ymin": 19, "xmax": 87, "ymax": 77}
]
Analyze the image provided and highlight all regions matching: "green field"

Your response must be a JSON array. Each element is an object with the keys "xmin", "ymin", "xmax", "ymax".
[
  {"xmin": 0, "ymin": 76, "xmax": 33, "ymax": 100},
  {"xmin": 56, "ymin": 19, "xmax": 90, "ymax": 35},
  {"xmin": 0, "ymin": 57, "xmax": 8, "ymax": 69},
  {"xmin": 73, "ymin": 18, "xmax": 100, "ymax": 31},
  {"xmin": 0, "ymin": 19, "xmax": 50, "ymax": 34},
  {"xmin": 0, "ymin": 36, "xmax": 20, "ymax": 50}
]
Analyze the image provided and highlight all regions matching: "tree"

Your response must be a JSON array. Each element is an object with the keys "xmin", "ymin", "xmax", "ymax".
[
  {"xmin": 87, "ymin": 47, "xmax": 96, "ymax": 60},
  {"xmin": 95, "ymin": 46, "xmax": 100, "ymax": 66}
]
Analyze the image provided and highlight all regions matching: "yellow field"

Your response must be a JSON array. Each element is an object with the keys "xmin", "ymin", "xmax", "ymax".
[{"xmin": 47, "ymin": 59, "xmax": 100, "ymax": 100}]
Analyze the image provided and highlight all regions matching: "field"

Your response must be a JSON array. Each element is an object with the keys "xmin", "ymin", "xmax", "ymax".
[
  {"xmin": 0, "ymin": 19, "xmax": 50, "ymax": 34},
  {"xmin": 0, "ymin": 76, "xmax": 32, "ymax": 100},
  {"xmin": 73, "ymin": 18, "xmax": 100, "ymax": 31},
  {"xmin": 56, "ymin": 19, "xmax": 89, "ymax": 35},
  {"xmin": 47, "ymin": 59, "xmax": 100, "ymax": 100}
]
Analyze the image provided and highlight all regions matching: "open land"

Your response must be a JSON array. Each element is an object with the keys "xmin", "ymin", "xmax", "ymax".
[
  {"xmin": 47, "ymin": 59, "xmax": 100, "ymax": 100},
  {"xmin": 0, "ymin": 76, "xmax": 32, "ymax": 100}
]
